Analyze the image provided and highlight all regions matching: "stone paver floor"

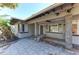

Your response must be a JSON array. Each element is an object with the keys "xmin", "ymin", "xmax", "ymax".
[{"xmin": 0, "ymin": 38, "xmax": 78, "ymax": 55}]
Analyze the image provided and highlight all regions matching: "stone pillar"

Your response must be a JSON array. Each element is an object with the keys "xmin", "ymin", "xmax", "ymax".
[
  {"xmin": 65, "ymin": 15, "xmax": 73, "ymax": 49},
  {"xmin": 35, "ymin": 23, "xmax": 37, "ymax": 36}
]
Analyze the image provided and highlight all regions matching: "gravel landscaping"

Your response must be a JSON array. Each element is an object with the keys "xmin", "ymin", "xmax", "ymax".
[{"xmin": 0, "ymin": 38, "xmax": 78, "ymax": 55}]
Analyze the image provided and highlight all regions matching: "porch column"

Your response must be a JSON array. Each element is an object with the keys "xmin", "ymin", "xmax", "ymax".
[
  {"xmin": 65, "ymin": 15, "xmax": 73, "ymax": 49},
  {"xmin": 39, "ymin": 25, "xmax": 40, "ymax": 35},
  {"xmin": 34, "ymin": 22, "xmax": 39, "ymax": 36},
  {"xmin": 35, "ymin": 23, "xmax": 37, "ymax": 36},
  {"xmin": 34, "ymin": 23, "xmax": 37, "ymax": 40}
]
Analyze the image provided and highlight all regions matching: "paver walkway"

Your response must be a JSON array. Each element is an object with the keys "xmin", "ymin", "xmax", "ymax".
[{"xmin": 0, "ymin": 38, "xmax": 78, "ymax": 55}]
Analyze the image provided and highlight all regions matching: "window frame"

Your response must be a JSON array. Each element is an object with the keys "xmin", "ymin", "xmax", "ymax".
[
  {"xmin": 49, "ymin": 24, "xmax": 59, "ymax": 33},
  {"xmin": 18, "ymin": 23, "xmax": 28, "ymax": 33},
  {"xmin": 48, "ymin": 23, "xmax": 65, "ymax": 34},
  {"xmin": 72, "ymin": 19, "xmax": 79, "ymax": 36}
]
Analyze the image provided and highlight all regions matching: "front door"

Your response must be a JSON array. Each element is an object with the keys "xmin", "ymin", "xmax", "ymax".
[{"xmin": 40, "ymin": 25, "xmax": 43, "ymax": 35}]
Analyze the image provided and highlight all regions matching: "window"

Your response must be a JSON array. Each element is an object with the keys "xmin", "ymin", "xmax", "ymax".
[
  {"xmin": 18, "ymin": 24, "xmax": 28, "ymax": 33},
  {"xmin": 72, "ymin": 20, "xmax": 77, "ymax": 35},
  {"xmin": 49, "ymin": 24, "xmax": 65, "ymax": 33},
  {"xmin": 49, "ymin": 24, "xmax": 59, "ymax": 32},
  {"xmin": 72, "ymin": 24, "xmax": 77, "ymax": 34}
]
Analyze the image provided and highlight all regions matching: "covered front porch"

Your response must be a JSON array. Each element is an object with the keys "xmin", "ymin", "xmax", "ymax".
[
  {"xmin": 26, "ymin": 4, "xmax": 79, "ymax": 49},
  {"xmin": 28, "ymin": 16, "xmax": 71, "ymax": 49},
  {"xmin": 28, "ymin": 14, "xmax": 79, "ymax": 49}
]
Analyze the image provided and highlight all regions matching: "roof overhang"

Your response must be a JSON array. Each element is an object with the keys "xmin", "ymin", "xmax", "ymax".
[
  {"xmin": 10, "ymin": 18, "xmax": 25, "ymax": 25},
  {"xmin": 25, "ymin": 3, "xmax": 64, "ymax": 22}
]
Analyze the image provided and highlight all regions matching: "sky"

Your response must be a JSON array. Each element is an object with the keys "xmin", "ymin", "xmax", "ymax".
[{"xmin": 0, "ymin": 3, "xmax": 53, "ymax": 20}]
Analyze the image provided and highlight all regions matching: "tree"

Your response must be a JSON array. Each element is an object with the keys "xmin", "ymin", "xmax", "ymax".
[
  {"xmin": 0, "ymin": 3, "xmax": 18, "ymax": 41},
  {"xmin": 0, "ymin": 3, "xmax": 18, "ymax": 9},
  {"xmin": 0, "ymin": 17, "xmax": 17, "ymax": 41}
]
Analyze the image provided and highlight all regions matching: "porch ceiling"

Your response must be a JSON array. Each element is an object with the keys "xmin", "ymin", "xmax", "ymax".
[{"xmin": 36, "ymin": 17, "xmax": 65, "ymax": 25}]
